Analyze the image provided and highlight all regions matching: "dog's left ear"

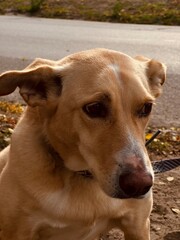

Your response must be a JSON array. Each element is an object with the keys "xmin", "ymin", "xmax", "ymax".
[
  {"xmin": 0, "ymin": 65, "xmax": 62, "ymax": 107},
  {"xmin": 146, "ymin": 59, "xmax": 166, "ymax": 97},
  {"xmin": 135, "ymin": 56, "xmax": 166, "ymax": 97}
]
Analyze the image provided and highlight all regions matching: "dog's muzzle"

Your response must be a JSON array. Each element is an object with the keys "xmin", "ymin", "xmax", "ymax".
[
  {"xmin": 77, "ymin": 168, "xmax": 152, "ymax": 199},
  {"xmin": 118, "ymin": 170, "xmax": 153, "ymax": 199},
  {"xmin": 112, "ymin": 153, "xmax": 153, "ymax": 199}
]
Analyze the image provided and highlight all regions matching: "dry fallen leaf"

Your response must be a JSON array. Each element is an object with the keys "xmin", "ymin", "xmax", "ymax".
[
  {"xmin": 146, "ymin": 133, "xmax": 153, "ymax": 140},
  {"xmin": 0, "ymin": 101, "xmax": 24, "ymax": 114},
  {"xmin": 171, "ymin": 208, "xmax": 180, "ymax": 214},
  {"xmin": 167, "ymin": 177, "xmax": 174, "ymax": 182}
]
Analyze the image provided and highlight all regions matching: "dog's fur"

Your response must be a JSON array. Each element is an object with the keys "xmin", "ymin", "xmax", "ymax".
[{"xmin": 0, "ymin": 49, "xmax": 166, "ymax": 240}]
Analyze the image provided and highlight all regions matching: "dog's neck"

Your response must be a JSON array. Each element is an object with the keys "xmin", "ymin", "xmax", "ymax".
[{"xmin": 42, "ymin": 135, "xmax": 93, "ymax": 179}]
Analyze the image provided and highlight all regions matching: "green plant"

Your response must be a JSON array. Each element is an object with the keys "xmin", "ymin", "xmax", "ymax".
[
  {"xmin": 29, "ymin": 0, "xmax": 44, "ymax": 13},
  {"xmin": 111, "ymin": 1, "xmax": 123, "ymax": 20}
]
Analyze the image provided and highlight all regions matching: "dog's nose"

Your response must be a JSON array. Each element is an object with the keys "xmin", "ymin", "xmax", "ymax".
[{"xmin": 119, "ymin": 171, "xmax": 153, "ymax": 198}]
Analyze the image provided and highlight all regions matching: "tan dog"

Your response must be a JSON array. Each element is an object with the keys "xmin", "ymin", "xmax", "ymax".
[{"xmin": 0, "ymin": 49, "xmax": 166, "ymax": 240}]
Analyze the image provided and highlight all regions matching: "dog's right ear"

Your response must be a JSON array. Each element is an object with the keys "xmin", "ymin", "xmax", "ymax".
[{"xmin": 0, "ymin": 65, "xmax": 62, "ymax": 107}]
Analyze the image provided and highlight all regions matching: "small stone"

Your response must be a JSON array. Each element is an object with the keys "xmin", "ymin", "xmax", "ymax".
[
  {"xmin": 8, "ymin": 128, "xmax": 14, "ymax": 134},
  {"xmin": 155, "ymin": 227, "xmax": 161, "ymax": 232},
  {"xmin": 157, "ymin": 181, "xmax": 166, "ymax": 185},
  {"xmin": 167, "ymin": 177, "xmax": 174, "ymax": 182}
]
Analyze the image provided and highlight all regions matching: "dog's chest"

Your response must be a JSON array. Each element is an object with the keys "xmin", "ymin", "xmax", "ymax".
[
  {"xmin": 37, "ymin": 218, "xmax": 108, "ymax": 240},
  {"xmin": 34, "ymin": 181, "xmax": 122, "ymax": 239}
]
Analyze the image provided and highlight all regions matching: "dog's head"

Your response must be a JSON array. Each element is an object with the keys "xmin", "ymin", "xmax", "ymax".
[{"xmin": 0, "ymin": 49, "xmax": 166, "ymax": 199}]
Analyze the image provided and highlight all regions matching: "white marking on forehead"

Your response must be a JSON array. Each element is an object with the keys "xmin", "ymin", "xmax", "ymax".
[{"xmin": 108, "ymin": 64, "xmax": 121, "ymax": 81}]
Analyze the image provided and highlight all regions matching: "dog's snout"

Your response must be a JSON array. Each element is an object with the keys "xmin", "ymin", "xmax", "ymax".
[{"xmin": 119, "ymin": 171, "xmax": 153, "ymax": 198}]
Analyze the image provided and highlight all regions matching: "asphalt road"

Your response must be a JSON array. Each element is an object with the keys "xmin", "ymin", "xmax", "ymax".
[{"xmin": 0, "ymin": 15, "xmax": 179, "ymax": 127}]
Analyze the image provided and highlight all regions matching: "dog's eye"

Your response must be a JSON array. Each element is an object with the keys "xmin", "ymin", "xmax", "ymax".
[
  {"xmin": 83, "ymin": 102, "xmax": 108, "ymax": 118},
  {"xmin": 138, "ymin": 103, "xmax": 153, "ymax": 117}
]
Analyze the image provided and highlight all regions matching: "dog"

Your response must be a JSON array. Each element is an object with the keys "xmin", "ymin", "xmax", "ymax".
[{"xmin": 0, "ymin": 48, "xmax": 166, "ymax": 240}]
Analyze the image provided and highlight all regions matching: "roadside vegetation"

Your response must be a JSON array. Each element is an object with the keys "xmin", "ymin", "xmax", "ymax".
[{"xmin": 0, "ymin": 0, "xmax": 179, "ymax": 25}]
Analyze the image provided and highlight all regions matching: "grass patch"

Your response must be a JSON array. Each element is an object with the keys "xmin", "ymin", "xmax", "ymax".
[
  {"xmin": 110, "ymin": 1, "xmax": 180, "ymax": 25},
  {"xmin": 0, "ymin": 0, "xmax": 30, "ymax": 14},
  {"xmin": 0, "ymin": 0, "xmax": 179, "ymax": 25}
]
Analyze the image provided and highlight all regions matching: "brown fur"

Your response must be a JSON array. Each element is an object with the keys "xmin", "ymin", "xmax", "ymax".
[{"xmin": 0, "ymin": 49, "xmax": 166, "ymax": 240}]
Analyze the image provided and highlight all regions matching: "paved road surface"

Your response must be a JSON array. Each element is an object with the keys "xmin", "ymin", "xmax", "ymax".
[{"xmin": 0, "ymin": 15, "xmax": 179, "ymax": 127}]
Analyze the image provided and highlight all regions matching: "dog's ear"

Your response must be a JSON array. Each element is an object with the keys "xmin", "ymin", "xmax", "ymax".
[
  {"xmin": 146, "ymin": 59, "xmax": 166, "ymax": 97},
  {"xmin": 0, "ymin": 65, "xmax": 62, "ymax": 107},
  {"xmin": 135, "ymin": 56, "xmax": 166, "ymax": 97}
]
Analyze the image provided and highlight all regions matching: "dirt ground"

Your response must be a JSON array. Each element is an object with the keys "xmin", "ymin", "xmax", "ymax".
[
  {"xmin": 0, "ymin": 103, "xmax": 179, "ymax": 239},
  {"xmin": 100, "ymin": 168, "xmax": 180, "ymax": 240}
]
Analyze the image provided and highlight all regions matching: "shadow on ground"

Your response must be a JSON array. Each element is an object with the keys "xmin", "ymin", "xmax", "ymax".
[{"xmin": 164, "ymin": 231, "xmax": 180, "ymax": 240}]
